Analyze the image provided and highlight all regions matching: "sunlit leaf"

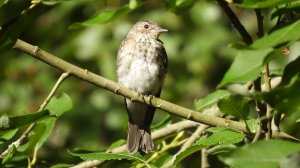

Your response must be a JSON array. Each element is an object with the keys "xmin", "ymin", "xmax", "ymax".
[
  {"xmin": 174, "ymin": 129, "xmax": 244, "ymax": 166},
  {"xmin": 0, "ymin": 129, "xmax": 18, "ymax": 144},
  {"xmin": 194, "ymin": 90, "xmax": 231, "ymax": 111},
  {"xmin": 196, "ymin": 129, "xmax": 245, "ymax": 146},
  {"xmin": 218, "ymin": 48, "xmax": 273, "ymax": 87},
  {"xmin": 219, "ymin": 140, "xmax": 300, "ymax": 168},
  {"xmin": 217, "ymin": 95, "xmax": 250, "ymax": 120},
  {"xmin": 69, "ymin": 5, "xmax": 131, "ymax": 29},
  {"xmin": 252, "ymin": 20, "xmax": 300, "ymax": 49},
  {"xmin": 235, "ymin": 0, "xmax": 297, "ymax": 8},
  {"xmin": 0, "ymin": 0, "xmax": 9, "ymax": 7},
  {"xmin": 245, "ymin": 119, "xmax": 259, "ymax": 133},
  {"xmin": 46, "ymin": 93, "xmax": 73, "ymax": 117}
]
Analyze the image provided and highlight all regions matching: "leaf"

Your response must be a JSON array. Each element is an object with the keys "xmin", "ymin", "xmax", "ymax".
[
  {"xmin": 46, "ymin": 93, "xmax": 73, "ymax": 117},
  {"xmin": 0, "ymin": 6, "xmax": 47, "ymax": 53},
  {"xmin": 0, "ymin": 0, "xmax": 9, "ymax": 7},
  {"xmin": 174, "ymin": 129, "xmax": 244, "ymax": 166},
  {"xmin": 173, "ymin": 144, "xmax": 205, "ymax": 165},
  {"xmin": 0, "ymin": 110, "xmax": 52, "ymax": 130},
  {"xmin": 2, "ymin": 144, "xmax": 16, "ymax": 164},
  {"xmin": 271, "ymin": 1, "xmax": 300, "ymax": 19},
  {"xmin": 245, "ymin": 119, "xmax": 259, "ymax": 133},
  {"xmin": 151, "ymin": 114, "xmax": 171, "ymax": 130},
  {"xmin": 279, "ymin": 56, "xmax": 300, "ymax": 87},
  {"xmin": 218, "ymin": 48, "xmax": 273, "ymax": 87},
  {"xmin": 193, "ymin": 90, "xmax": 231, "ymax": 111},
  {"xmin": 69, "ymin": 151, "xmax": 151, "ymax": 167},
  {"xmin": 219, "ymin": 140, "xmax": 300, "ymax": 168},
  {"xmin": 196, "ymin": 129, "xmax": 245, "ymax": 146},
  {"xmin": 235, "ymin": 0, "xmax": 297, "ymax": 8},
  {"xmin": 217, "ymin": 95, "xmax": 250, "ymax": 120},
  {"xmin": 0, "ymin": 129, "xmax": 18, "ymax": 144},
  {"xmin": 252, "ymin": 19, "xmax": 300, "ymax": 49},
  {"xmin": 69, "ymin": 5, "xmax": 131, "ymax": 29},
  {"xmin": 107, "ymin": 139, "xmax": 126, "ymax": 150},
  {"xmin": 262, "ymin": 76, "xmax": 300, "ymax": 116}
]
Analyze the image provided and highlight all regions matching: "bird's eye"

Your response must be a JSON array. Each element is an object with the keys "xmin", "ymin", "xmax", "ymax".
[{"xmin": 144, "ymin": 24, "xmax": 149, "ymax": 29}]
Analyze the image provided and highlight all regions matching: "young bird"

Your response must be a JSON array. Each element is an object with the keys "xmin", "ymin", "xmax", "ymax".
[{"xmin": 116, "ymin": 21, "xmax": 168, "ymax": 153}]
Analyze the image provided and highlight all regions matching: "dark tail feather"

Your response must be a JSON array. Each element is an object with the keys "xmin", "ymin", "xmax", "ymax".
[{"xmin": 127, "ymin": 122, "xmax": 154, "ymax": 153}]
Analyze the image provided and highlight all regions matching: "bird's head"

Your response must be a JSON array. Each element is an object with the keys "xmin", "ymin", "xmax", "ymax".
[{"xmin": 127, "ymin": 21, "xmax": 168, "ymax": 40}]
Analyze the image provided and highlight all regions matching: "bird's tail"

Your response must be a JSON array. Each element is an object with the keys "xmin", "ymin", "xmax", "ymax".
[{"xmin": 127, "ymin": 122, "xmax": 154, "ymax": 153}]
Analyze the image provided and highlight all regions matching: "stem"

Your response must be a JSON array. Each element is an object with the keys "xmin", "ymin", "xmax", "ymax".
[
  {"xmin": 263, "ymin": 64, "xmax": 272, "ymax": 140},
  {"xmin": 216, "ymin": 0, "xmax": 253, "ymax": 45}
]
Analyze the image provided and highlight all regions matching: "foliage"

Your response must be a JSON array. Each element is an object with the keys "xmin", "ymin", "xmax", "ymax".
[{"xmin": 0, "ymin": 0, "xmax": 300, "ymax": 167}]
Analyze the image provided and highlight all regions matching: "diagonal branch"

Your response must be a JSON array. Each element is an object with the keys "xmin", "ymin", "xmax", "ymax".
[
  {"xmin": 12, "ymin": 39, "xmax": 296, "ymax": 140},
  {"xmin": 216, "ymin": 0, "xmax": 253, "ymax": 45}
]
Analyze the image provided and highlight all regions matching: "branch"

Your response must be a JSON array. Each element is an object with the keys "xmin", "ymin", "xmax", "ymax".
[
  {"xmin": 71, "ymin": 120, "xmax": 199, "ymax": 168},
  {"xmin": 0, "ymin": 72, "xmax": 70, "ymax": 158},
  {"xmin": 216, "ymin": 0, "xmax": 253, "ymax": 45},
  {"xmin": 12, "ymin": 39, "xmax": 296, "ymax": 140}
]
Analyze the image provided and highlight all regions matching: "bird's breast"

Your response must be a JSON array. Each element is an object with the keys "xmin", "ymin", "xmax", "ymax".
[{"xmin": 117, "ymin": 40, "xmax": 164, "ymax": 94}]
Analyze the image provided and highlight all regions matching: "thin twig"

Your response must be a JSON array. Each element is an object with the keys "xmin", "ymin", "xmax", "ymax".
[
  {"xmin": 0, "ymin": 72, "xmax": 70, "ymax": 159},
  {"xmin": 262, "ymin": 64, "xmax": 272, "ymax": 140},
  {"xmin": 216, "ymin": 0, "xmax": 253, "ymax": 45},
  {"xmin": 201, "ymin": 149, "xmax": 210, "ymax": 168},
  {"xmin": 71, "ymin": 120, "xmax": 199, "ymax": 168}
]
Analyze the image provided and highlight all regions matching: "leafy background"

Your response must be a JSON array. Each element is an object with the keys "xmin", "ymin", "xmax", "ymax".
[{"xmin": 0, "ymin": 0, "xmax": 300, "ymax": 167}]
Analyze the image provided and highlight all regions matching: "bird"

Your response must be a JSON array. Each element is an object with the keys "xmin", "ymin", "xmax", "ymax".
[{"xmin": 116, "ymin": 20, "xmax": 168, "ymax": 153}]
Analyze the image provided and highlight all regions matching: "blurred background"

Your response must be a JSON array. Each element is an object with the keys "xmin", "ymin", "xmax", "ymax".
[{"xmin": 2, "ymin": 0, "xmax": 296, "ymax": 166}]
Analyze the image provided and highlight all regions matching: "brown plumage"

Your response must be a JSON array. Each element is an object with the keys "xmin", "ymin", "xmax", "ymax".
[{"xmin": 116, "ymin": 21, "xmax": 168, "ymax": 153}]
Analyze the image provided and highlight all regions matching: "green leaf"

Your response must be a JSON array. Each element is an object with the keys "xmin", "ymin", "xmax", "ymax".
[
  {"xmin": 69, "ymin": 151, "xmax": 151, "ymax": 167},
  {"xmin": 219, "ymin": 140, "xmax": 300, "ymax": 168},
  {"xmin": 217, "ymin": 95, "xmax": 250, "ymax": 120},
  {"xmin": 0, "ymin": 129, "xmax": 18, "ymax": 144},
  {"xmin": 46, "ymin": 93, "xmax": 73, "ymax": 117},
  {"xmin": 69, "ymin": 5, "xmax": 131, "ymax": 29},
  {"xmin": 271, "ymin": 1, "xmax": 300, "ymax": 19},
  {"xmin": 194, "ymin": 90, "xmax": 231, "ymax": 111},
  {"xmin": 174, "ymin": 144, "xmax": 205, "ymax": 165},
  {"xmin": 51, "ymin": 163, "xmax": 73, "ymax": 168},
  {"xmin": 245, "ymin": 119, "xmax": 259, "ymax": 133},
  {"xmin": 263, "ymin": 76, "xmax": 300, "ymax": 116},
  {"xmin": 0, "ymin": 6, "xmax": 47, "ymax": 53},
  {"xmin": 107, "ymin": 139, "xmax": 126, "ymax": 150},
  {"xmin": 218, "ymin": 48, "xmax": 273, "ymax": 87},
  {"xmin": 2, "ymin": 144, "xmax": 16, "ymax": 164},
  {"xmin": 0, "ymin": 110, "xmax": 52, "ymax": 130},
  {"xmin": 235, "ymin": 0, "xmax": 297, "ymax": 8},
  {"xmin": 174, "ymin": 129, "xmax": 244, "ymax": 166},
  {"xmin": 252, "ymin": 20, "xmax": 300, "ymax": 49},
  {"xmin": 151, "ymin": 114, "xmax": 171, "ymax": 130},
  {"xmin": 0, "ymin": 0, "xmax": 9, "ymax": 7},
  {"xmin": 280, "ymin": 56, "xmax": 300, "ymax": 87},
  {"xmin": 196, "ymin": 129, "xmax": 245, "ymax": 146}
]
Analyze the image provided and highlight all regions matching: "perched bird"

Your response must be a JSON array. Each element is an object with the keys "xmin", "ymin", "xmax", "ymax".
[{"xmin": 116, "ymin": 21, "xmax": 168, "ymax": 153}]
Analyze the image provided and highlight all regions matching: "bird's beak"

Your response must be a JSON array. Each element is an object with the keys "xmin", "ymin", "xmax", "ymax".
[{"xmin": 156, "ymin": 27, "xmax": 168, "ymax": 33}]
